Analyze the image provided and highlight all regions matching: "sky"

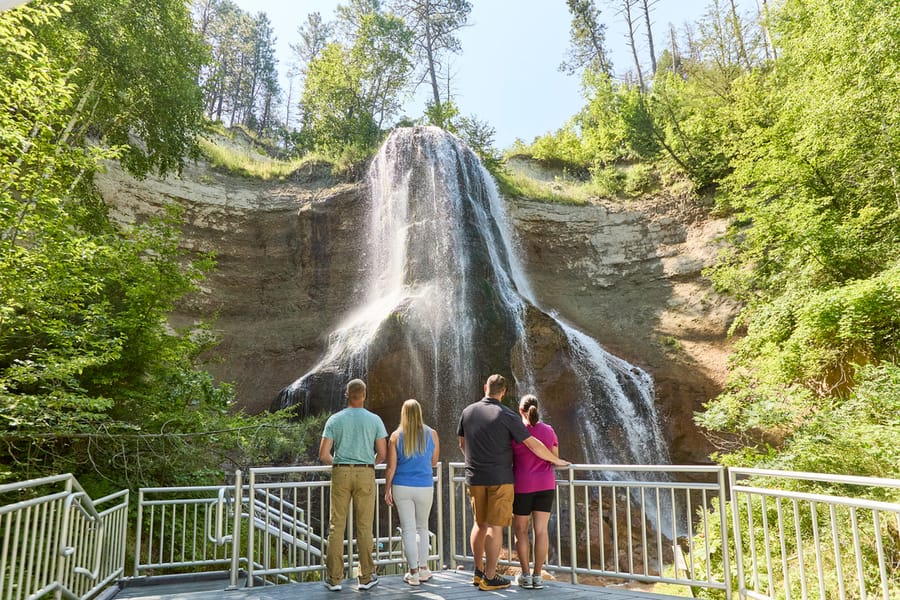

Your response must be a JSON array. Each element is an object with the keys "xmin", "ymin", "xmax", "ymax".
[{"xmin": 231, "ymin": 0, "xmax": 758, "ymax": 150}]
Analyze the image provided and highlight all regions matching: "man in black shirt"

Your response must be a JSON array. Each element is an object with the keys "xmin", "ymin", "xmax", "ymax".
[{"xmin": 457, "ymin": 374, "xmax": 569, "ymax": 591}]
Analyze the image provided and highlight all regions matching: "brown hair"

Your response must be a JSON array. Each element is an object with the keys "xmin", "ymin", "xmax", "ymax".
[
  {"xmin": 346, "ymin": 379, "xmax": 366, "ymax": 401},
  {"xmin": 519, "ymin": 394, "xmax": 539, "ymax": 426},
  {"xmin": 486, "ymin": 374, "xmax": 506, "ymax": 397}
]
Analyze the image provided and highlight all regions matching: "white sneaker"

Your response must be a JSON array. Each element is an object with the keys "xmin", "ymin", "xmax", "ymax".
[
  {"xmin": 532, "ymin": 575, "xmax": 544, "ymax": 589},
  {"xmin": 403, "ymin": 571, "xmax": 420, "ymax": 586},
  {"xmin": 518, "ymin": 573, "xmax": 533, "ymax": 588},
  {"xmin": 417, "ymin": 566, "xmax": 433, "ymax": 581},
  {"xmin": 323, "ymin": 579, "xmax": 342, "ymax": 591},
  {"xmin": 357, "ymin": 575, "xmax": 379, "ymax": 590}
]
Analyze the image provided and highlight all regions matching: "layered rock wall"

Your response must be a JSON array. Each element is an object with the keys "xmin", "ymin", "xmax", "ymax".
[{"xmin": 96, "ymin": 159, "xmax": 737, "ymax": 464}]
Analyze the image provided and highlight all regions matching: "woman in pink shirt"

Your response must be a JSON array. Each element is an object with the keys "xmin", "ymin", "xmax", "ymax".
[{"xmin": 511, "ymin": 394, "xmax": 559, "ymax": 589}]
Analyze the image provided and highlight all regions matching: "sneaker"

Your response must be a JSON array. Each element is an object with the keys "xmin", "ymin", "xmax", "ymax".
[
  {"xmin": 403, "ymin": 571, "xmax": 420, "ymax": 586},
  {"xmin": 417, "ymin": 566, "xmax": 433, "ymax": 581},
  {"xmin": 357, "ymin": 575, "xmax": 379, "ymax": 590},
  {"xmin": 517, "ymin": 573, "xmax": 533, "ymax": 589},
  {"xmin": 472, "ymin": 568, "xmax": 485, "ymax": 586},
  {"xmin": 478, "ymin": 574, "xmax": 511, "ymax": 591},
  {"xmin": 532, "ymin": 575, "xmax": 544, "ymax": 589},
  {"xmin": 323, "ymin": 580, "xmax": 342, "ymax": 591}
]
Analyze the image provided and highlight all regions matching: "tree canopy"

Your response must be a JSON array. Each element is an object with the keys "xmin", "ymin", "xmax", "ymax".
[{"xmin": 0, "ymin": 0, "xmax": 310, "ymax": 491}]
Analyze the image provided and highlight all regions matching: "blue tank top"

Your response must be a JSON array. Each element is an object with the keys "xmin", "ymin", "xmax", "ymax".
[{"xmin": 393, "ymin": 427, "xmax": 435, "ymax": 487}]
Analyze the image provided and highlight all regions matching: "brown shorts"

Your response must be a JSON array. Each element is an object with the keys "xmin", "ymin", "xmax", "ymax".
[{"xmin": 468, "ymin": 484, "xmax": 514, "ymax": 527}]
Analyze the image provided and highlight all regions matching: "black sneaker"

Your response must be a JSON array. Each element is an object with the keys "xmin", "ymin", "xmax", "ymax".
[
  {"xmin": 472, "ymin": 568, "xmax": 485, "ymax": 586},
  {"xmin": 358, "ymin": 575, "xmax": 379, "ymax": 590},
  {"xmin": 478, "ymin": 574, "xmax": 511, "ymax": 591}
]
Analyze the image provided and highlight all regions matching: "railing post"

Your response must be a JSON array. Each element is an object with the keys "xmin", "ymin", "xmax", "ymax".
[
  {"xmin": 567, "ymin": 465, "xmax": 577, "ymax": 585},
  {"xmin": 449, "ymin": 463, "xmax": 457, "ymax": 570},
  {"xmin": 717, "ymin": 466, "xmax": 732, "ymax": 600},
  {"xmin": 247, "ymin": 470, "xmax": 256, "ymax": 588},
  {"xmin": 133, "ymin": 490, "xmax": 144, "ymax": 577},
  {"xmin": 728, "ymin": 467, "xmax": 741, "ymax": 600},
  {"xmin": 228, "ymin": 470, "xmax": 242, "ymax": 590},
  {"xmin": 436, "ymin": 461, "xmax": 444, "ymax": 570}
]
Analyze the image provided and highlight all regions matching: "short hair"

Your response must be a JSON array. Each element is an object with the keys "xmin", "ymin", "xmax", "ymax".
[
  {"xmin": 485, "ymin": 374, "xmax": 506, "ymax": 396},
  {"xmin": 346, "ymin": 379, "xmax": 366, "ymax": 400}
]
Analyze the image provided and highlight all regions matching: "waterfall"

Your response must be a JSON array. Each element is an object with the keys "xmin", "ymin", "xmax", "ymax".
[{"xmin": 275, "ymin": 126, "xmax": 673, "ymax": 530}]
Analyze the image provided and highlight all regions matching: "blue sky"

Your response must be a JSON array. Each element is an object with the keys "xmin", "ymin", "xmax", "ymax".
[{"xmin": 232, "ymin": 1, "xmax": 757, "ymax": 149}]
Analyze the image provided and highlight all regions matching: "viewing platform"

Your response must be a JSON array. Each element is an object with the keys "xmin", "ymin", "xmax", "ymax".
[
  {"xmin": 3, "ymin": 463, "xmax": 899, "ymax": 600},
  {"xmin": 113, "ymin": 570, "xmax": 681, "ymax": 600}
]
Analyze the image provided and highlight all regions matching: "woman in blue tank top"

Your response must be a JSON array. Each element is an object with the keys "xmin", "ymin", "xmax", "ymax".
[{"xmin": 384, "ymin": 399, "xmax": 440, "ymax": 586}]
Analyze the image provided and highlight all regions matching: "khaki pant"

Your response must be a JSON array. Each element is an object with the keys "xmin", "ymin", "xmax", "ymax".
[{"xmin": 325, "ymin": 466, "xmax": 376, "ymax": 584}]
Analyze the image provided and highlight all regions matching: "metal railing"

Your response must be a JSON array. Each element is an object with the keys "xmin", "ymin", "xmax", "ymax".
[
  {"xmin": 729, "ymin": 468, "xmax": 900, "ymax": 600},
  {"xmin": 134, "ymin": 483, "xmax": 243, "ymax": 580},
  {"xmin": 3, "ymin": 465, "xmax": 899, "ymax": 599},
  {"xmin": 244, "ymin": 464, "xmax": 444, "ymax": 586},
  {"xmin": 449, "ymin": 463, "xmax": 731, "ymax": 595},
  {"xmin": 0, "ymin": 474, "xmax": 128, "ymax": 600}
]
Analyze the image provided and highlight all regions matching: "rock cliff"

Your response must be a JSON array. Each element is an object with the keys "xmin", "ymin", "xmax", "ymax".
[{"xmin": 96, "ymin": 157, "xmax": 737, "ymax": 465}]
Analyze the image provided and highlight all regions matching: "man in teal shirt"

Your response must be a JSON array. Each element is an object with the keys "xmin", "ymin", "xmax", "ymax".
[{"xmin": 319, "ymin": 379, "xmax": 388, "ymax": 591}]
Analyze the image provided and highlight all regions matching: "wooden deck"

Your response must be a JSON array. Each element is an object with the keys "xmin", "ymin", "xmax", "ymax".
[{"xmin": 113, "ymin": 570, "xmax": 686, "ymax": 600}]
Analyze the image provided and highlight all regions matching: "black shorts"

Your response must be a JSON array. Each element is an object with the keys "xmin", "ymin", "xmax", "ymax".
[{"xmin": 513, "ymin": 489, "xmax": 555, "ymax": 516}]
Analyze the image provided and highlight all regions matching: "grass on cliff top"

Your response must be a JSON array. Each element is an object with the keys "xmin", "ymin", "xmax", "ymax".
[
  {"xmin": 496, "ymin": 154, "xmax": 689, "ymax": 205},
  {"xmin": 199, "ymin": 124, "xmax": 341, "ymax": 181},
  {"xmin": 494, "ymin": 167, "xmax": 589, "ymax": 205},
  {"xmin": 199, "ymin": 136, "xmax": 337, "ymax": 181}
]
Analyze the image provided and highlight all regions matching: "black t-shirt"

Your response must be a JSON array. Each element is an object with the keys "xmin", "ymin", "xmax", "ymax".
[{"xmin": 457, "ymin": 397, "xmax": 531, "ymax": 485}]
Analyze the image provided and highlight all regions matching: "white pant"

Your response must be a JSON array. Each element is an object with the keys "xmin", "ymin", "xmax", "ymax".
[{"xmin": 391, "ymin": 484, "xmax": 434, "ymax": 569}]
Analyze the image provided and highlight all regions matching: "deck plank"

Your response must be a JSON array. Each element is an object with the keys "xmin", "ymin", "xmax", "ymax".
[{"xmin": 113, "ymin": 570, "xmax": 686, "ymax": 600}]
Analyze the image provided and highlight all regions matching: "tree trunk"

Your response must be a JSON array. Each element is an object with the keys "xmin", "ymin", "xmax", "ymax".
[
  {"xmin": 729, "ymin": 0, "xmax": 752, "ymax": 69},
  {"xmin": 284, "ymin": 76, "xmax": 293, "ymax": 130},
  {"xmin": 425, "ymin": 21, "xmax": 441, "ymax": 111},
  {"xmin": 669, "ymin": 24, "xmax": 678, "ymax": 75},
  {"xmin": 760, "ymin": 0, "xmax": 777, "ymax": 61},
  {"xmin": 641, "ymin": 0, "xmax": 657, "ymax": 75},
  {"xmin": 623, "ymin": 0, "xmax": 645, "ymax": 91}
]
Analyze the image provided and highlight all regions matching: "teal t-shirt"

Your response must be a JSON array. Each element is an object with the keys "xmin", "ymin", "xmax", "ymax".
[{"xmin": 322, "ymin": 407, "xmax": 388, "ymax": 464}]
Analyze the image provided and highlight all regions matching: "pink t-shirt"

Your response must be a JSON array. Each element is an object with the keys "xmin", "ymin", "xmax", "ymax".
[{"xmin": 512, "ymin": 422, "xmax": 559, "ymax": 494}]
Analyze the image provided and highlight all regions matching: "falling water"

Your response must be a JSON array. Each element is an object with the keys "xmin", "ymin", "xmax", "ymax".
[{"xmin": 275, "ymin": 126, "xmax": 673, "ymax": 530}]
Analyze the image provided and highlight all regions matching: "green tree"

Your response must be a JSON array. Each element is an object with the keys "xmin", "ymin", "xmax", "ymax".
[
  {"xmin": 698, "ymin": 0, "xmax": 900, "ymax": 462},
  {"xmin": 299, "ymin": 9, "xmax": 413, "ymax": 155},
  {"xmin": 30, "ymin": 0, "xmax": 208, "ymax": 177},
  {"xmin": 390, "ymin": 0, "xmax": 471, "ymax": 127},
  {"xmin": 196, "ymin": 0, "xmax": 281, "ymax": 137},
  {"xmin": 560, "ymin": 0, "xmax": 612, "ymax": 77},
  {"xmin": 1, "ymin": 1, "xmax": 303, "ymax": 490}
]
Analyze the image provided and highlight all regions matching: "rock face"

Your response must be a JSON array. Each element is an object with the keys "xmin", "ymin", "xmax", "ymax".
[
  {"xmin": 95, "ymin": 156, "xmax": 737, "ymax": 465},
  {"xmin": 508, "ymin": 197, "xmax": 738, "ymax": 463}
]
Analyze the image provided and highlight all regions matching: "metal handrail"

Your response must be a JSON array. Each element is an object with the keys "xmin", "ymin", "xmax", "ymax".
[
  {"xmin": 448, "ymin": 462, "xmax": 731, "ymax": 595},
  {"xmin": 0, "ymin": 474, "xmax": 129, "ymax": 600},
  {"xmin": 728, "ymin": 468, "xmax": 900, "ymax": 600},
  {"xmin": 3, "ymin": 465, "xmax": 898, "ymax": 599}
]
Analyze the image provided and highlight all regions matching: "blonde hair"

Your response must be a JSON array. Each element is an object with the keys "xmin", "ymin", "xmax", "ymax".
[{"xmin": 399, "ymin": 399, "xmax": 426, "ymax": 458}]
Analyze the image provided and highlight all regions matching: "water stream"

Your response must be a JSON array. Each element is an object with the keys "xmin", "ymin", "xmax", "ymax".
[{"xmin": 276, "ymin": 126, "xmax": 673, "ymax": 530}]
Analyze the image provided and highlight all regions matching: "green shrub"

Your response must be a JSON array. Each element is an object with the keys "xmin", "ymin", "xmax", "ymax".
[{"xmin": 624, "ymin": 163, "xmax": 659, "ymax": 196}]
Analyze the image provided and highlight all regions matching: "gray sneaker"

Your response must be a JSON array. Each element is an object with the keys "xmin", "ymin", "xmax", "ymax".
[
  {"xmin": 517, "ymin": 573, "xmax": 533, "ymax": 588},
  {"xmin": 358, "ymin": 575, "xmax": 379, "ymax": 590},
  {"xmin": 323, "ymin": 579, "xmax": 342, "ymax": 591},
  {"xmin": 532, "ymin": 575, "xmax": 544, "ymax": 589}
]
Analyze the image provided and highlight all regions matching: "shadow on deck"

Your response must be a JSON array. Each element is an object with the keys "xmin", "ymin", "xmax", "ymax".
[{"xmin": 112, "ymin": 570, "xmax": 685, "ymax": 600}]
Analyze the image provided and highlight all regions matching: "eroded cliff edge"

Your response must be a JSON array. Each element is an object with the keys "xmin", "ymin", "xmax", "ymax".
[{"xmin": 96, "ymin": 158, "xmax": 737, "ymax": 464}]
